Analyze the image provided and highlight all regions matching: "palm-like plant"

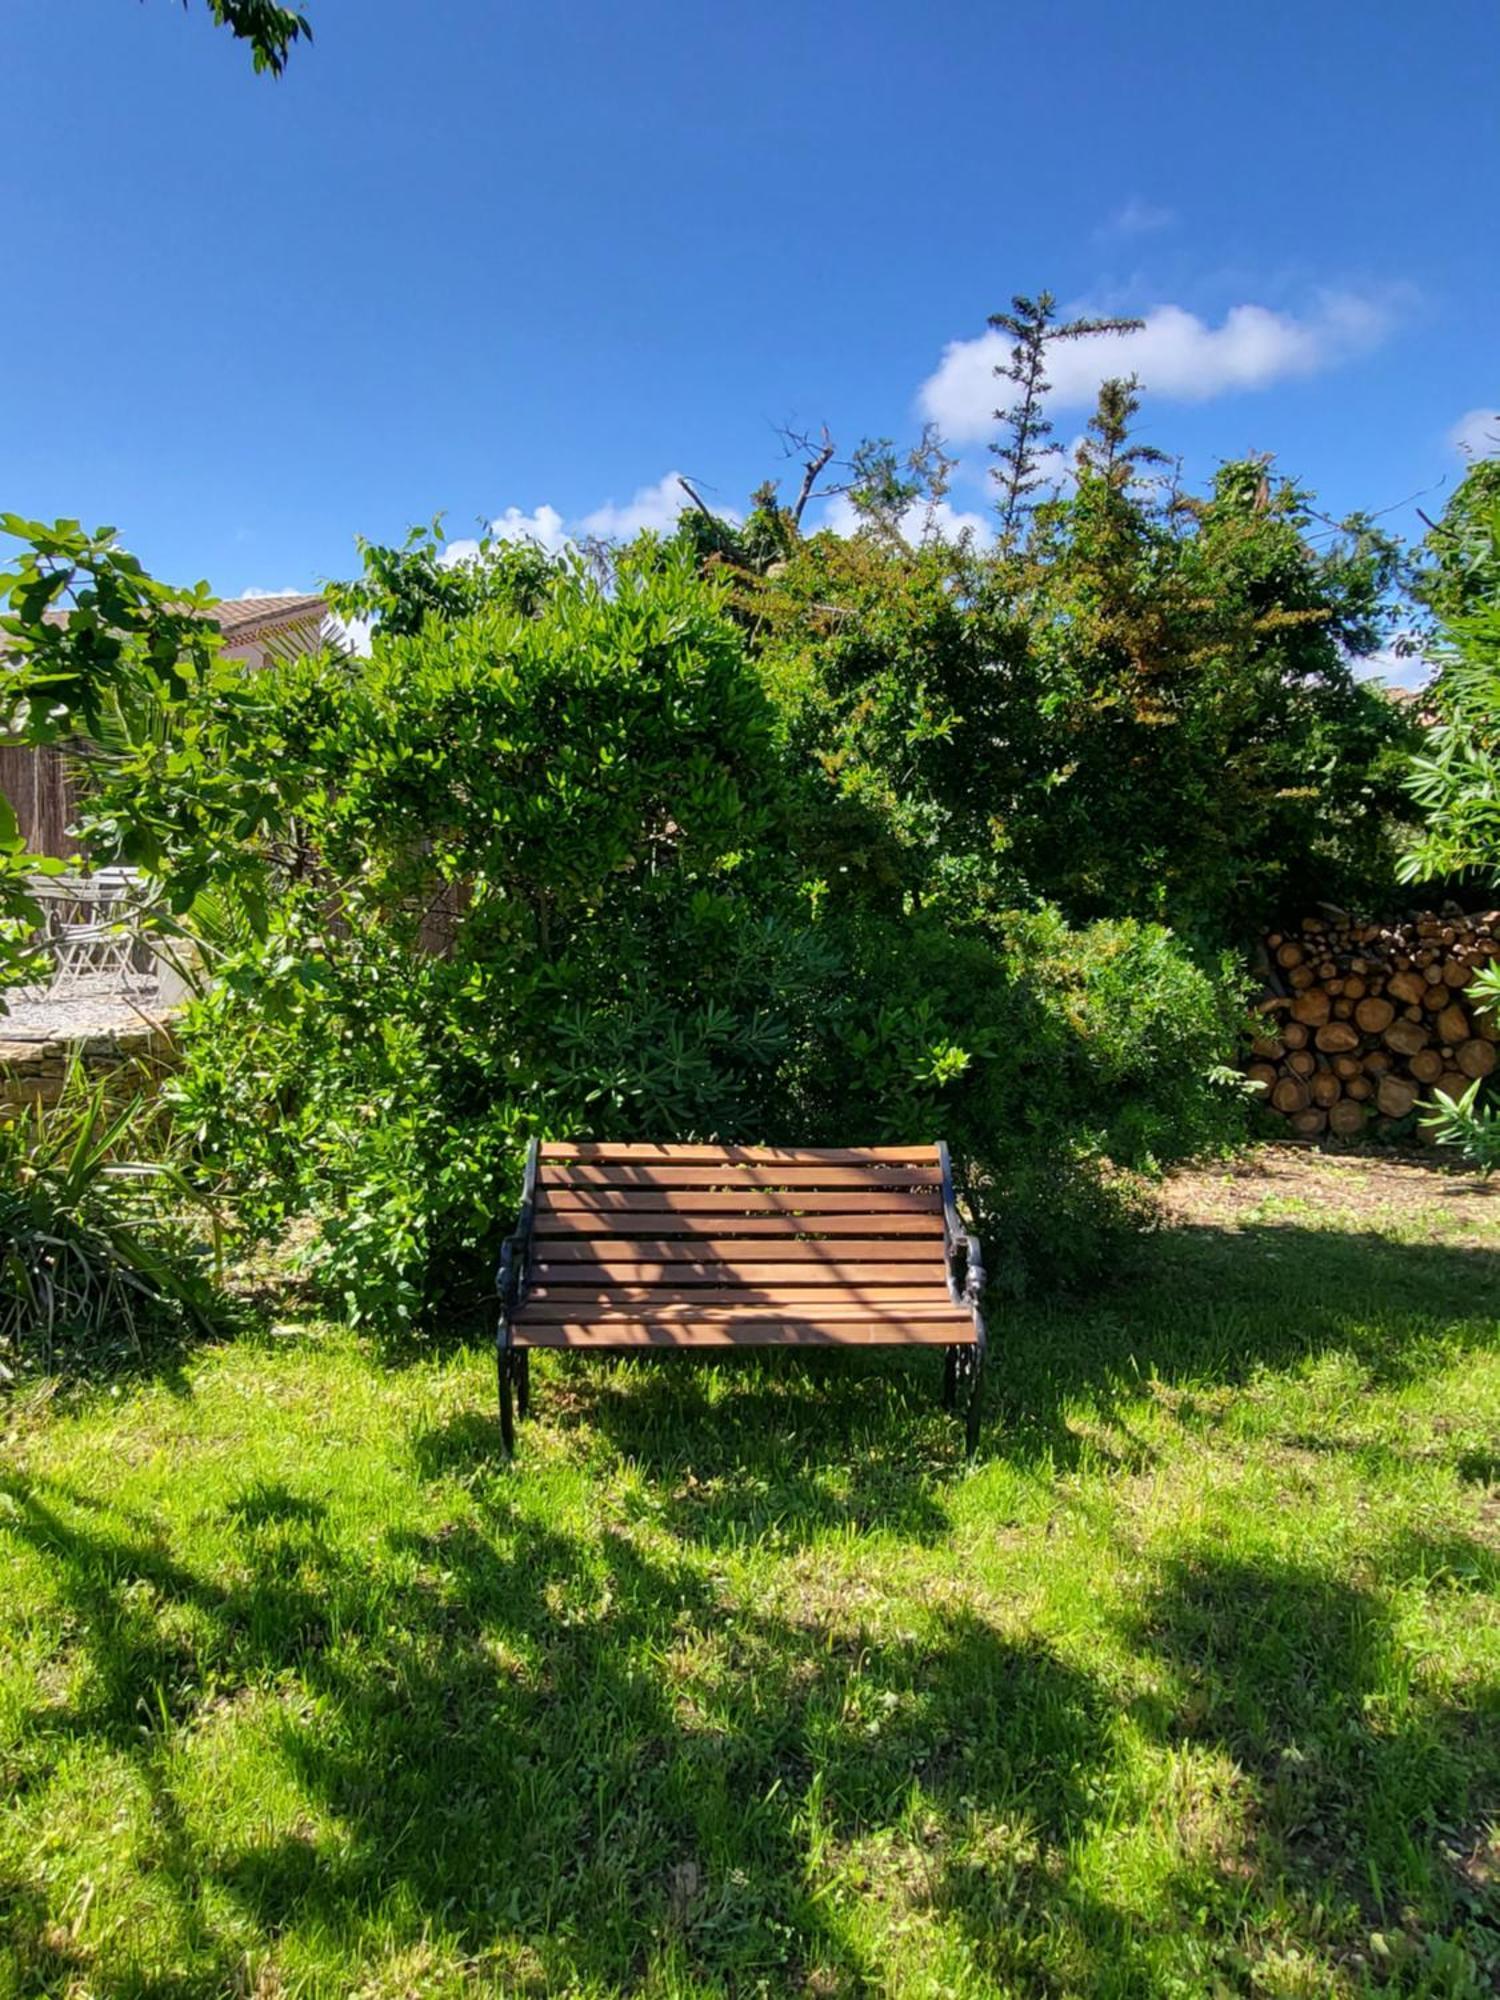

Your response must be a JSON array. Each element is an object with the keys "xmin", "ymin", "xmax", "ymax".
[{"xmin": 0, "ymin": 1061, "xmax": 225, "ymax": 1379}]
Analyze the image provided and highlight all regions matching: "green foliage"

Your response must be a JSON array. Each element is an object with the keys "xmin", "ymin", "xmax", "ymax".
[
  {"xmin": 0, "ymin": 515, "xmax": 240, "ymax": 980},
  {"xmin": 0, "ymin": 1063, "xmax": 225, "ymax": 1379},
  {"xmin": 753, "ymin": 529, "xmax": 1010, "ymax": 909},
  {"xmin": 1401, "ymin": 463, "xmax": 1500, "ymax": 886},
  {"xmin": 1420, "ymin": 1073, "xmax": 1500, "ymax": 1171},
  {"xmin": 190, "ymin": 0, "xmax": 311, "ymax": 75},
  {"xmin": 799, "ymin": 904, "xmax": 1244, "ymax": 1293},
  {"xmin": 991, "ymin": 908, "xmax": 1247, "ymax": 1169},
  {"xmin": 1397, "ymin": 466, "xmax": 1500, "ymax": 1171},
  {"xmin": 160, "ymin": 540, "xmax": 1244, "ymax": 1322},
  {"xmin": 753, "ymin": 448, "xmax": 1416, "ymax": 943},
  {"xmin": 171, "ymin": 550, "xmax": 839, "ymax": 1324},
  {"xmin": 1414, "ymin": 966, "xmax": 1500, "ymax": 1171},
  {"xmin": 323, "ymin": 517, "xmax": 561, "ymax": 639},
  {"xmin": 997, "ymin": 457, "xmax": 1416, "ymax": 936},
  {"xmin": 0, "ymin": 514, "xmax": 222, "ymax": 743},
  {"xmin": 988, "ymin": 291, "xmax": 1142, "ymax": 538},
  {"xmin": 173, "ymin": 969, "xmax": 529, "ymax": 1329}
]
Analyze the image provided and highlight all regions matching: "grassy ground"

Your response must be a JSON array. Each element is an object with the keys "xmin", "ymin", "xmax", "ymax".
[{"xmin": 1, "ymin": 1149, "xmax": 1498, "ymax": 1999}]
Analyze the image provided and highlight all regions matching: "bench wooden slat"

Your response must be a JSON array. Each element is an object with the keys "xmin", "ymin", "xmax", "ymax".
[
  {"xmin": 532, "ymin": 1211, "xmax": 943, "ymax": 1239},
  {"xmin": 533, "ymin": 1236, "xmax": 944, "ymax": 1261},
  {"xmin": 542, "ymin": 1164, "xmax": 942, "ymax": 1189},
  {"xmin": 516, "ymin": 1317, "xmax": 972, "ymax": 1348},
  {"xmin": 538, "ymin": 1189, "xmax": 943, "ymax": 1215},
  {"xmin": 545, "ymin": 1147, "xmax": 941, "ymax": 1164},
  {"xmin": 520, "ymin": 1295, "xmax": 962, "ymax": 1315},
  {"xmin": 531, "ymin": 1260, "xmax": 946, "ymax": 1287},
  {"xmin": 521, "ymin": 1288, "xmax": 953, "ymax": 1314}
]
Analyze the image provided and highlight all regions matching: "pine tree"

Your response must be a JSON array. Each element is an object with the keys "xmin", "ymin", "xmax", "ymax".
[
  {"xmin": 989, "ymin": 293, "xmax": 1142, "ymax": 537},
  {"xmin": 1077, "ymin": 375, "xmax": 1171, "ymax": 492}
]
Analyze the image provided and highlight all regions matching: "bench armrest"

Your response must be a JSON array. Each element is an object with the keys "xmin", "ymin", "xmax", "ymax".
[
  {"xmin": 937, "ymin": 1140, "xmax": 987, "ymax": 1313},
  {"xmin": 496, "ymin": 1137, "xmax": 540, "ymax": 1325}
]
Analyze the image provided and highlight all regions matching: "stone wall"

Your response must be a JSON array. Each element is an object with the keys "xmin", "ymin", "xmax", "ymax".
[{"xmin": 0, "ymin": 1017, "xmax": 179, "ymax": 1113}]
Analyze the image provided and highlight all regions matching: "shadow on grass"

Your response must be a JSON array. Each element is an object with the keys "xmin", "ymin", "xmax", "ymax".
[
  {"xmin": 1123, "ymin": 1542, "xmax": 1500, "ymax": 1970},
  {"xmin": 5, "ymin": 1206, "xmax": 1500, "ymax": 1994},
  {"xmin": 5, "ymin": 1457, "xmax": 1499, "ymax": 1993},
  {"xmin": 978, "ymin": 1217, "xmax": 1500, "ymax": 1475},
  {"xmin": 0, "ymin": 1466, "xmax": 1144, "ymax": 1994},
  {"xmin": 454, "ymin": 1214, "xmax": 1500, "ymax": 1492}
]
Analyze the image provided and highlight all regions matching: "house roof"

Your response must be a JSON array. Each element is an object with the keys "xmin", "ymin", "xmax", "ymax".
[
  {"xmin": 5, "ymin": 592, "xmax": 330, "ymax": 683},
  {"xmin": 211, "ymin": 593, "xmax": 328, "ymax": 642},
  {"xmin": 31, "ymin": 591, "xmax": 327, "ymax": 639}
]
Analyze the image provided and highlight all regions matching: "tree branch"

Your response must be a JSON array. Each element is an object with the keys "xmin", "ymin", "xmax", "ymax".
[
  {"xmin": 676, "ymin": 476, "xmax": 717, "ymax": 521},
  {"xmin": 784, "ymin": 427, "xmax": 837, "ymax": 528}
]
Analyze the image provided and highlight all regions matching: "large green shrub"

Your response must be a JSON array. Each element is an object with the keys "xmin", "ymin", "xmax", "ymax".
[
  {"xmin": 171, "ymin": 549, "xmax": 837, "ymax": 1324},
  {"xmin": 747, "ymin": 455, "xmax": 1416, "ymax": 944},
  {"xmin": 796, "ymin": 903, "xmax": 1244, "ymax": 1294},
  {"xmin": 164, "ymin": 541, "xmax": 1245, "ymax": 1323}
]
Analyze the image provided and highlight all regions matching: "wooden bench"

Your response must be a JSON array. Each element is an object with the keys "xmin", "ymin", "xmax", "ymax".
[{"xmin": 495, "ymin": 1141, "xmax": 987, "ymax": 1453}]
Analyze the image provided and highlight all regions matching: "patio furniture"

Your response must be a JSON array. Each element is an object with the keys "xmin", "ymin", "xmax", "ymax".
[
  {"xmin": 495, "ymin": 1141, "xmax": 987, "ymax": 1454},
  {"xmin": 28, "ymin": 872, "xmax": 152, "ymax": 994}
]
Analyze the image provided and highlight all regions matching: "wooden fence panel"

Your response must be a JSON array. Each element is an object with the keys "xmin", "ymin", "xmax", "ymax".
[{"xmin": 0, "ymin": 744, "xmax": 79, "ymax": 858}]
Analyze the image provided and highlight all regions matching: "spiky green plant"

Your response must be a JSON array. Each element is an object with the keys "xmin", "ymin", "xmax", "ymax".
[{"xmin": 0, "ymin": 1060, "xmax": 225, "ymax": 1379}]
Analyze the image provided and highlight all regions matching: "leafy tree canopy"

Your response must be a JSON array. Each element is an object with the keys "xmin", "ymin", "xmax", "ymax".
[
  {"xmin": 178, "ymin": 0, "xmax": 311, "ymax": 75},
  {"xmin": 324, "ymin": 519, "xmax": 562, "ymax": 638},
  {"xmin": 742, "ymin": 424, "xmax": 1415, "ymax": 944}
]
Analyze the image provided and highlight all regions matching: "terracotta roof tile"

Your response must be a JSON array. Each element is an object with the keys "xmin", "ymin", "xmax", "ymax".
[{"xmin": 210, "ymin": 593, "xmax": 328, "ymax": 638}]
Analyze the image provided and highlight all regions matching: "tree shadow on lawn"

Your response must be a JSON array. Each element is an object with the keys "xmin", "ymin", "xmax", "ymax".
[
  {"xmin": 411, "ymin": 1366, "xmax": 957, "ymax": 1552},
  {"xmin": 1, "ymin": 1460, "xmax": 1155, "ymax": 1996},
  {"xmin": 483, "ymin": 1214, "xmax": 1500, "ymax": 1491},
  {"xmin": 1120, "ymin": 1538, "xmax": 1500, "ymax": 1983},
  {"xmin": 984, "ymin": 1217, "xmax": 1500, "ymax": 1475},
  {"xmin": 5, "ymin": 1472, "xmax": 1499, "ymax": 1989},
  {"xmin": 572, "ymin": 1351, "xmax": 961, "ymax": 1544}
]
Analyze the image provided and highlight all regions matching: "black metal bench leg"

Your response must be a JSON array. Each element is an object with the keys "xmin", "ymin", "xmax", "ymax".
[
  {"xmin": 964, "ymin": 1346, "xmax": 985, "ymax": 1457},
  {"xmin": 942, "ymin": 1346, "xmax": 957, "ymax": 1411},
  {"xmin": 516, "ymin": 1347, "xmax": 530, "ymax": 1420},
  {"xmin": 498, "ymin": 1341, "xmax": 516, "ymax": 1456}
]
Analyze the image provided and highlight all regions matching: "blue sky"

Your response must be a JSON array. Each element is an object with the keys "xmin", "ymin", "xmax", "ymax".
[{"xmin": 3, "ymin": 0, "xmax": 1496, "ymax": 656}]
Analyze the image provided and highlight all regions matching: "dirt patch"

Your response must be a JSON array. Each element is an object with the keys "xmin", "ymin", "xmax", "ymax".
[{"xmin": 1162, "ymin": 1144, "xmax": 1500, "ymax": 1235}]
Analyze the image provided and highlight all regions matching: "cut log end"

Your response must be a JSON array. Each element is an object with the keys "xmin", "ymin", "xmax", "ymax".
[{"xmin": 1250, "ymin": 911, "xmax": 1495, "ymax": 1136}]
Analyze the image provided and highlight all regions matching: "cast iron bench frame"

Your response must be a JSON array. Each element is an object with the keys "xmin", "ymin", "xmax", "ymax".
[{"xmin": 495, "ymin": 1141, "xmax": 987, "ymax": 1454}]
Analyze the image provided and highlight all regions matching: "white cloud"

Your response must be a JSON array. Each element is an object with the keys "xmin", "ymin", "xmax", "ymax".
[
  {"xmin": 818, "ymin": 493, "xmax": 995, "ymax": 547},
  {"xmin": 437, "ymin": 473, "xmax": 737, "ymax": 569},
  {"xmin": 329, "ymin": 612, "xmax": 373, "ymax": 658},
  {"xmin": 919, "ymin": 292, "xmax": 1397, "ymax": 443},
  {"xmin": 236, "ymin": 585, "xmax": 302, "ymax": 598},
  {"xmin": 1101, "ymin": 196, "xmax": 1176, "ymax": 237},
  {"xmin": 444, "ymin": 505, "xmax": 570, "ymax": 566},
  {"xmin": 580, "ymin": 470, "xmax": 736, "ymax": 541},
  {"xmin": 1351, "ymin": 643, "xmax": 1432, "ymax": 692},
  {"xmin": 490, "ymin": 503, "xmax": 571, "ymax": 553},
  {"xmin": 1449, "ymin": 408, "xmax": 1500, "ymax": 460}
]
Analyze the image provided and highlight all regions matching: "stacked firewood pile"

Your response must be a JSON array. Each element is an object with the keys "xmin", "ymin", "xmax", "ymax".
[{"xmin": 1250, "ymin": 910, "xmax": 1500, "ymax": 1138}]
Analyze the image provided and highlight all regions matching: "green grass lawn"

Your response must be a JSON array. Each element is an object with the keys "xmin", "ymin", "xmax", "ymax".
[{"xmin": 2, "ymin": 1152, "xmax": 1498, "ymax": 1999}]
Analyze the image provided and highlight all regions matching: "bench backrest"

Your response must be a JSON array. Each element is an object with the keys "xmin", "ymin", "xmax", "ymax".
[{"xmin": 525, "ymin": 1142, "xmax": 953, "ymax": 1316}]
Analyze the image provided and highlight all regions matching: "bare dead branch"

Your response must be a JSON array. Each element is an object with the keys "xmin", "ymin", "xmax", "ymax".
[
  {"xmin": 783, "ymin": 425, "xmax": 837, "ymax": 528},
  {"xmin": 676, "ymin": 476, "xmax": 718, "ymax": 521}
]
